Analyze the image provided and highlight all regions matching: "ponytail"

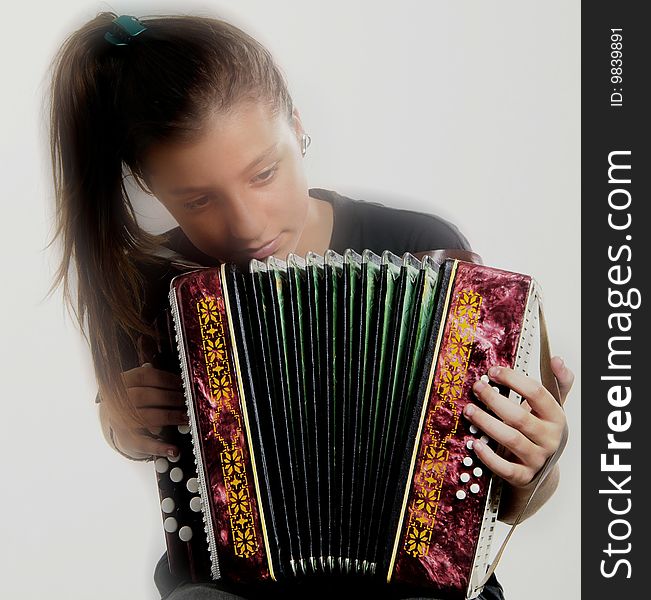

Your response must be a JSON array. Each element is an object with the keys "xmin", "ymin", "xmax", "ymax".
[
  {"xmin": 48, "ymin": 12, "xmax": 294, "ymax": 423},
  {"xmin": 49, "ymin": 13, "xmax": 167, "ymax": 420}
]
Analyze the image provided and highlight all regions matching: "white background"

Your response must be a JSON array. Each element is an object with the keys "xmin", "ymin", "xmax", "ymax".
[{"xmin": 1, "ymin": 1, "xmax": 580, "ymax": 598}]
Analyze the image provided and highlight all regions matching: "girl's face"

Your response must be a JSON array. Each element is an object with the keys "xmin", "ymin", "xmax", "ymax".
[{"xmin": 144, "ymin": 101, "xmax": 314, "ymax": 264}]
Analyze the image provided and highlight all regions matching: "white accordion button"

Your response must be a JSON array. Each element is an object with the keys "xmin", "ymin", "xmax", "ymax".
[
  {"xmin": 473, "ymin": 467, "xmax": 483, "ymax": 477},
  {"xmin": 466, "ymin": 440, "xmax": 474, "ymax": 450},
  {"xmin": 456, "ymin": 490, "xmax": 467, "ymax": 500},
  {"xmin": 187, "ymin": 478, "xmax": 199, "ymax": 494},
  {"xmin": 168, "ymin": 452, "xmax": 181, "ymax": 464},
  {"xmin": 469, "ymin": 425, "xmax": 478, "ymax": 434},
  {"xmin": 480, "ymin": 374, "xmax": 489, "ymax": 383},
  {"xmin": 470, "ymin": 483, "xmax": 480, "ymax": 494},
  {"xmin": 179, "ymin": 526, "xmax": 193, "ymax": 542},
  {"xmin": 170, "ymin": 467, "xmax": 183, "ymax": 483},
  {"xmin": 460, "ymin": 473, "xmax": 470, "ymax": 483},
  {"xmin": 480, "ymin": 435, "xmax": 489, "ymax": 444},
  {"xmin": 463, "ymin": 457, "xmax": 473, "ymax": 467},
  {"xmin": 155, "ymin": 458, "xmax": 169, "ymax": 474},
  {"xmin": 164, "ymin": 517, "xmax": 178, "ymax": 533},
  {"xmin": 190, "ymin": 496, "xmax": 202, "ymax": 512},
  {"xmin": 161, "ymin": 497, "xmax": 175, "ymax": 514},
  {"xmin": 177, "ymin": 425, "xmax": 191, "ymax": 435},
  {"xmin": 492, "ymin": 386, "xmax": 500, "ymax": 393}
]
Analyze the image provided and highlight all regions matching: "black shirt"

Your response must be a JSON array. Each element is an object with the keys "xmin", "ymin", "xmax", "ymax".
[
  {"xmin": 310, "ymin": 188, "xmax": 471, "ymax": 256},
  {"xmin": 125, "ymin": 188, "xmax": 502, "ymax": 599}
]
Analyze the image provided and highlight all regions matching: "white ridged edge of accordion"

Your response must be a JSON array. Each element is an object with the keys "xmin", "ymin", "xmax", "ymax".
[
  {"xmin": 466, "ymin": 279, "xmax": 542, "ymax": 600},
  {"xmin": 169, "ymin": 288, "xmax": 222, "ymax": 580}
]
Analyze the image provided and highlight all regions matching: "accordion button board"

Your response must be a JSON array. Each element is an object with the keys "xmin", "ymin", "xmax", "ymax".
[{"xmin": 154, "ymin": 425, "xmax": 212, "ymax": 581}]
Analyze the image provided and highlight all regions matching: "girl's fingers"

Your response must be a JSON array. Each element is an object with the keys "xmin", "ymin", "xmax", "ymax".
[
  {"xmin": 551, "ymin": 356, "xmax": 575, "ymax": 405},
  {"xmin": 466, "ymin": 368, "xmax": 569, "ymax": 488},
  {"xmin": 470, "ymin": 380, "xmax": 549, "ymax": 447},
  {"xmin": 465, "ymin": 388, "xmax": 545, "ymax": 465},
  {"xmin": 123, "ymin": 365, "xmax": 182, "ymax": 391},
  {"xmin": 139, "ymin": 406, "xmax": 189, "ymax": 429},
  {"xmin": 486, "ymin": 366, "xmax": 565, "ymax": 424},
  {"xmin": 110, "ymin": 365, "xmax": 186, "ymax": 460},
  {"xmin": 128, "ymin": 387, "xmax": 186, "ymax": 409},
  {"xmin": 114, "ymin": 429, "xmax": 179, "ymax": 459},
  {"xmin": 471, "ymin": 438, "xmax": 535, "ymax": 488}
]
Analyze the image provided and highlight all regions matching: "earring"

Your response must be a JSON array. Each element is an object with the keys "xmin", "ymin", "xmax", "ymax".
[{"xmin": 301, "ymin": 133, "xmax": 312, "ymax": 157}]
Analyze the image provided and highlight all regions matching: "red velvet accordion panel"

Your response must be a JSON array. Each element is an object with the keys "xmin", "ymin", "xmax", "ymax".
[
  {"xmin": 389, "ymin": 261, "xmax": 532, "ymax": 595},
  {"xmin": 171, "ymin": 269, "xmax": 270, "ymax": 582}
]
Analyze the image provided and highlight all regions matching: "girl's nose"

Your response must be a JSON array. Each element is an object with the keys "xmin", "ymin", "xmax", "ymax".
[{"xmin": 223, "ymin": 194, "xmax": 265, "ymax": 243}]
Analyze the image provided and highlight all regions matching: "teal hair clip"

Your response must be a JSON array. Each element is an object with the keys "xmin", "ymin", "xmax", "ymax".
[{"xmin": 104, "ymin": 15, "xmax": 147, "ymax": 46}]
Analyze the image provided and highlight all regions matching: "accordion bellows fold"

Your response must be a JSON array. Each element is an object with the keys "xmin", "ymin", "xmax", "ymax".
[{"xmin": 161, "ymin": 250, "xmax": 539, "ymax": 599}]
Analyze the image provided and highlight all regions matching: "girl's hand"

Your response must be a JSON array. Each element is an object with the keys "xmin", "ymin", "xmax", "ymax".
[
  {"xmin": 463, "ymin": 356, "xmax": 573, "ymax": 489},
  {"xmin": 102, "ymin": 363, "xmax": 187, "ymax": 460}
]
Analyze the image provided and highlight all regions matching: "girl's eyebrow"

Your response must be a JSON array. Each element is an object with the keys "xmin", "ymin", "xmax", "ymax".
[{"xmin": 240, "ymin": 141, "xmax": 280, "ymax": 175}]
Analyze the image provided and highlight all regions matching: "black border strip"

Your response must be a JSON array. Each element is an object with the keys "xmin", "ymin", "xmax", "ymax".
[{"xmin": 582, "ymin": 5, "xmax": 649, "ymax": 597}]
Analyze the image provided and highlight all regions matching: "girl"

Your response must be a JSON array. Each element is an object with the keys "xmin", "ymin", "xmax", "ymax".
[{"xmin": 48, "ymin": 12, "xmax": 572, "ymax": 600}]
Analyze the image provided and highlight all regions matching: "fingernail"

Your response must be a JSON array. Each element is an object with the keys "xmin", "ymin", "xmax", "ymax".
[
  {"xmin": 474, "ymin": 439, "xmax": 484, "ymax": 451},
  {"xmin": 473, "ymin": 380, "xmax": 486, "ymax": 392},
  {"xmin": 464, "ymin": 404, "xmax": 475, "ymax": 417},
  {"xmin": 556, "ymin": 356, "xmax": 565, "ymax": 367},
  {"xmin": 141, "ymin": 362, "xmax": 153, "ymax": 368},
  {"xmin": 489, "ymin": 366, "xmax": 501, "ymax": 378}
]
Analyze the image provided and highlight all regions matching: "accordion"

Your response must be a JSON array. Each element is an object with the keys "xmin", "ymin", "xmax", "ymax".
[{"xmin": 152, "ymin": 249, "xmax": 557, "ymax": 599}]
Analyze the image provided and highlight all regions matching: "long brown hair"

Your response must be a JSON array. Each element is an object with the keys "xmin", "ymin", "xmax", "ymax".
[{"xmin": 48, "ymin": 12, "xmax": 293, "ymax": 419}]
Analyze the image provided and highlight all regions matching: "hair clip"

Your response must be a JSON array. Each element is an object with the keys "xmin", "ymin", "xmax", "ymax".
[{"xmin": 104, "ymin": 15, "xmax": 147, "ymax": 46}]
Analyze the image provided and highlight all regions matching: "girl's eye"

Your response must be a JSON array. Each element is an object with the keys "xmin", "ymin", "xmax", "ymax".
[
  {"xmin": 184, "ymin": 197, "xmax": 211, "ymax": 211},
  {"xmin": 251, "ymin": 165, "xmax": 278, "ymax": 184}
]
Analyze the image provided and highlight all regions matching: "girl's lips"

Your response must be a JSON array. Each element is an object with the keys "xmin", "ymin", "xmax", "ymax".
[{"xmin": 247, "ymin": 234, "xmax": 283, "ymax": 260}]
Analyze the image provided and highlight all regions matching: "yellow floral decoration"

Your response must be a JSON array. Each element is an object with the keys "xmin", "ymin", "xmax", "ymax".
[
  {"xmin": 404, "ymin": 289, "xmax": 482, "ymax": 558},
  {"xmin": 198, "ymin": 297, "xmax": 259, "ymax": 559}
]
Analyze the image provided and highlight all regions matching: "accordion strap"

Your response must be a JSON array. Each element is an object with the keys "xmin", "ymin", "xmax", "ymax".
[
  {"xmin": 479, "ymin": 301, "xmax": 569, "ymax": 588},
  {"xmin": 414, "ymin": 248, "xmax": 484, "ymax": 266}
]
